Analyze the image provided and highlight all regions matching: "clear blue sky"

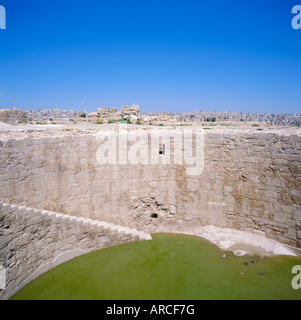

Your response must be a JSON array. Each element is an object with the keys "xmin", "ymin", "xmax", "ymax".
[{"xmin": 0, "ymin": 0, "xmax": 300, "ymax": 113}]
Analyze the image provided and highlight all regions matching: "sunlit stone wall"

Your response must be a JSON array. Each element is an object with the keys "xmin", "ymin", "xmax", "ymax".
[{"xmin": 0, "ymin": 129, "xmax": 300, "ymax": 247}]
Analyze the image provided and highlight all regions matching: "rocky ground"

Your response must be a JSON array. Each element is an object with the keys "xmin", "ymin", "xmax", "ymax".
[
  {"xmin": 147, "ymin": 224, "xmax": 300, "ymax": 257},
  {"xmin": 0, "ymin": 121, "xmax": 300, "ymax": 138}
]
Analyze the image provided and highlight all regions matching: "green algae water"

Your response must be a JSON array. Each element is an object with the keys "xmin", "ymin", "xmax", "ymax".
[{"xmin": 11, "ymin": 233, "xmax": 301, "ymax": 300}]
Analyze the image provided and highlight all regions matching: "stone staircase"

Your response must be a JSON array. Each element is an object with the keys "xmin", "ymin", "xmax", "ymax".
[
  {"xmin": 0, "ymin": 202, "xmax": 152, "ymax": 241},
  {"xmin": 0, "ymin": 202, "xmax": 152, "ymax": 299}
]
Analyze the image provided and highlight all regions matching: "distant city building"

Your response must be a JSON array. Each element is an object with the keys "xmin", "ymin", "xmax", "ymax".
[
  {"xmin": 1, "ymin": 105, "xmax": 299, "ymax": 127},
  {"xmin": 28, "ymin": 108, "xmax": 77, "ymax": 123},
  {"xmin": 174, "ymin": 110, "xmax": 301, "ymax": 126}
]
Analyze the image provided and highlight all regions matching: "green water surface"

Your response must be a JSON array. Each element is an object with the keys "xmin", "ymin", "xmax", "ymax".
[{"xmin": 11, "ymin": 233, "xmax": 301, "ymax": 300}]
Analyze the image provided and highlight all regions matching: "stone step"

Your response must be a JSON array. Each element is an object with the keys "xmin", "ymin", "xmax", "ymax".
[
  {"xmin": 0, "ymin": 203, "xmax": 10, "ymax": 211},
  {"xmin": 1, "ymin": 203, "xmax": 152, "ymax": 242},
  {"xmin": 25, "ymin": 208, "xmax": 35, "ymax": 215},
  {"xmin": 31, "ymin": 209, "xmax": 43, "ymax": 217},
  {"xmin": 143, "ymin": 234, "xmax": 152, "ymax": 241},
  {"xmin": 109, "ymin": 225, "xmax": 120, "ymax": 232},
  {"xmin": 68, "ymin": 215, "xmax": 79, "ymax": 221},
  {"xmin": 7, "ymin": 204, "xmax": 19, "ymax": 213},
  {"xmin": 0, "ymin": 204, "xmax": 18, "ymax": 217},
  {"xmin": 15, "ymin": 206, "xmax": 27, "ymax": 214},
  {"xmin": 129, "ymin": 228, "xmax": 139, "ymax": 236},
  {"xmin": 89, "ymin": 220, "xmax": 100, "ymax": 226},
  {"xmin": 103, "ymin": 223, "xmax": 114, "ymax": 231}
]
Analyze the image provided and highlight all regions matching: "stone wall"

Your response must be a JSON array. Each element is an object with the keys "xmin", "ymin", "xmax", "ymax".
[
  {"xmin": 0, "ymin": 129, "xmax": 300, "ymax": 248},
  {"xmin": 0, "ymin": 109, "xmax": 28, "ymax": 125},
  {"xmin": 0, "ymin": 202, "xmax": 151, "ymax": 300}
]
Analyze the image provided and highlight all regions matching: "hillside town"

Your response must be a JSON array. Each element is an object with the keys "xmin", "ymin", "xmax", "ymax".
[{"xmin": 0, "ymin": 105, "xmax": 300, "ymax": 127}]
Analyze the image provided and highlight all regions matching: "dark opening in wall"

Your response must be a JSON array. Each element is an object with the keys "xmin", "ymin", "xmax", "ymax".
[
  {"xmin": 240, "ymin": 174, "xmax": 248, "ymax": 182},
  {"xmin": 151, "ymin": 213, "xmax": 158, "ymax": 218},
  {"xmin": 159, "ymin": 144, "xmax": 165, "ymax": 155}
]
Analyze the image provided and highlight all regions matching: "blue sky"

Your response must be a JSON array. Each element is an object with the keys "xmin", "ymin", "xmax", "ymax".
[{"xmin": 0, "ymin": 0, "xmax": 300, "ymax": 113}]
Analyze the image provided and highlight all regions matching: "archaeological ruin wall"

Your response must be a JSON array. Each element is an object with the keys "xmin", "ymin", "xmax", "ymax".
[
  {"xmin": 0, "ymin": 129, "xmax": 300, "ymax": 248},
  {"xmin": 0, "ymin": 109, "xmax": 28, "ymax": 125}
]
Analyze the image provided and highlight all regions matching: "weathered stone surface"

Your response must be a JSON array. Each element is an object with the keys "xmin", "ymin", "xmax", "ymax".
[
  {"xmin": 0, "ymin": 127, "xmax": 300, "ymax": 298},
  {"xmin": 0, "ymin": 129, "xmax": 298, "ymax": 247},
  {"xmin": 0, "ymin": 109, "xmax": 28, "ymax": 125},
  {"xmin": 0, "ymin": 203, "xmax": 151, "ymax": 300},
  {"xmin": 121, "ymin": 105, "xmax": 140, "ymax": 118}
]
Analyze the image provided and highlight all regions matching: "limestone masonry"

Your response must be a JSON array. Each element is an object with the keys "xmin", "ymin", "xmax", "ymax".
[
  {"xmin": 0, "ymin": 124, "xmax": 300, "ymax": 299},
  {"xmin": 0, "ymin": 202, "xmax": 151, "ymax": 299}
]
